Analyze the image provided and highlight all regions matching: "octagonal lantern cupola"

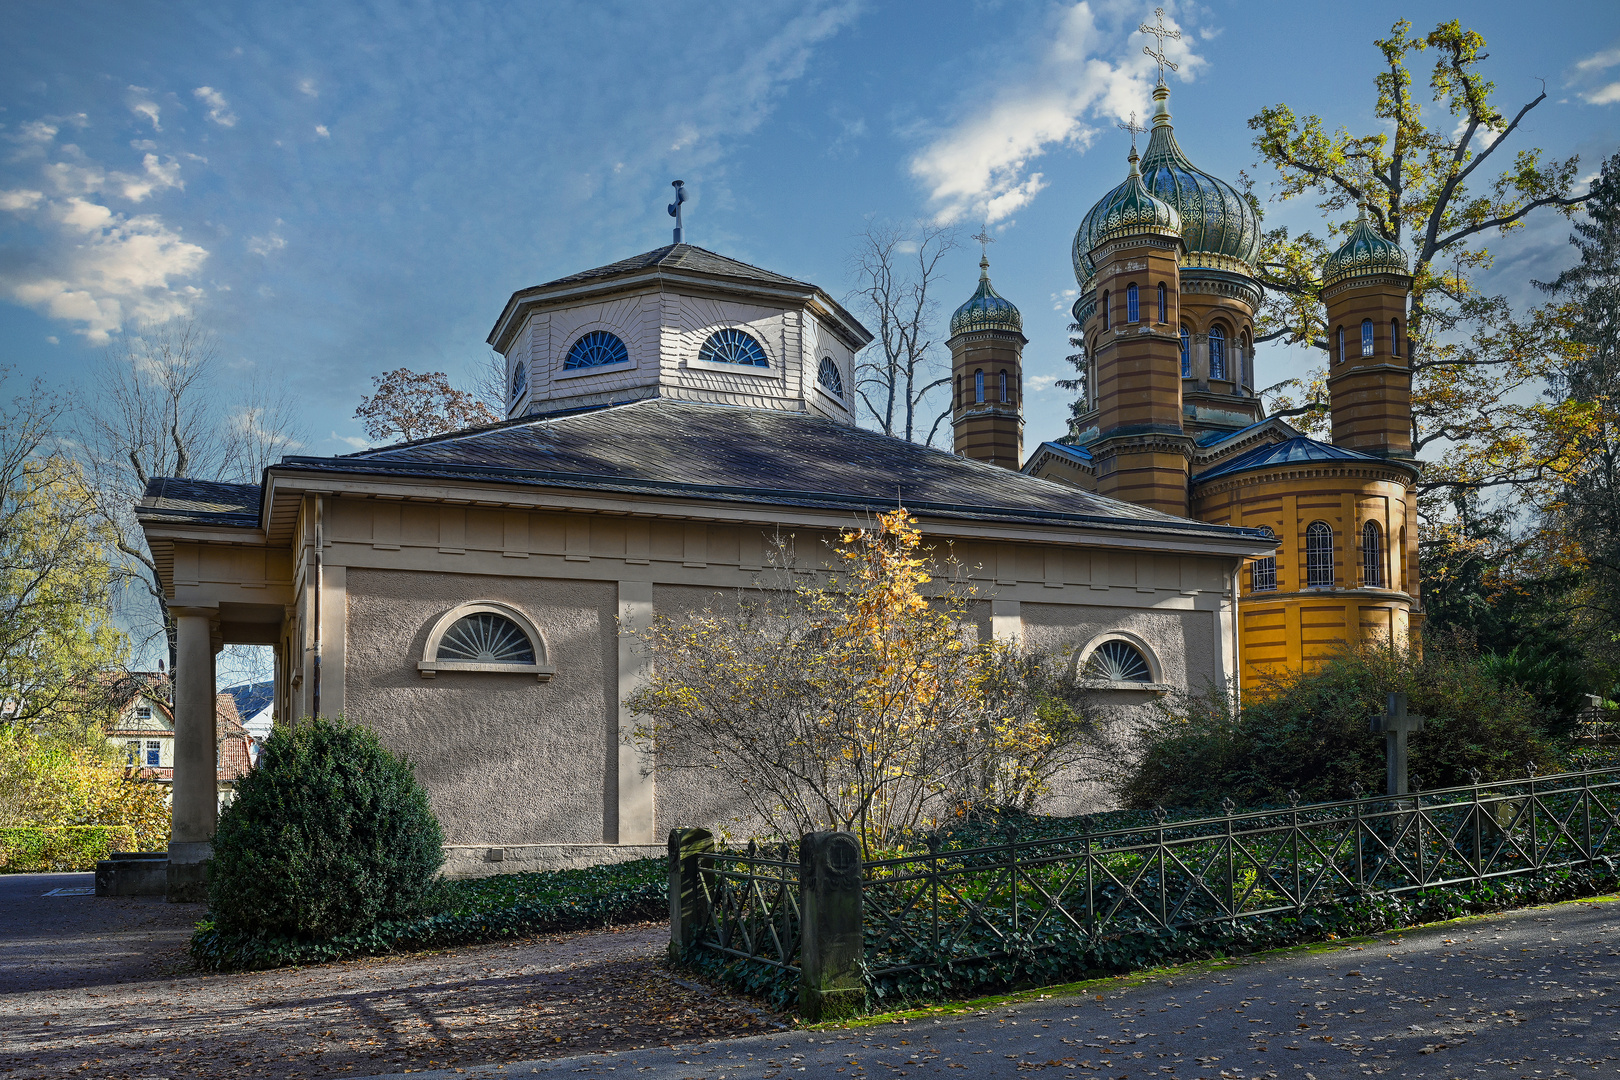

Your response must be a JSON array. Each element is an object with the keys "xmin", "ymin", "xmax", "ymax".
[{"xmin": 948, "ymin": 250, "xmax": 1026, "ymax": 470}]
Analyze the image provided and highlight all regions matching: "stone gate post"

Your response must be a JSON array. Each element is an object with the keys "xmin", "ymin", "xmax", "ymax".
[
  {"xmin": 799, "ymin": 830, "xmax": 865, "ymax": 1020},
  {"xmin": 668, "ymin": 827, "xmax": 713, "ymax": 963}
]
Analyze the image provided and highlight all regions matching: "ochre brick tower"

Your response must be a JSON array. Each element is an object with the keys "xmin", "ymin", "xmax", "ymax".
[
  {"xmin": 1323, "ymin": 211, "xmax": 1414, "ymax": 458},
  {"xmin": 948, "ymin": 250, "xmax": 1026, "ymax": 468}
]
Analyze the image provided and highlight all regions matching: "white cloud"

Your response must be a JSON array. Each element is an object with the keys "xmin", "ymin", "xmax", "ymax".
[
  {"xmin": 298, "ymin": 78, "xmax": 319, "ymax": 98},
  {"xmin": 45, "ymin": 336, "xmax": 58, "ymax": 345},
  {"xmin": 1026, "ymin": 374, "xmax": 1061, "ymax": 392},
  {"xmin": 193, "ymin": 86, "xmax": 238, "ymax": 127},
  {"xmin": 17, "ymin": 121, "xmax": 59, "ymax": 143},
  {"xmin": 909, "ymin": 2, "xmax": 1206, "ymax": 224},
  {"xmin": 1584, "ymin": 82, "xmax": 1620, "ymax": 106},
  {"xmin": 247, "ymin": 231, "xmax": 286, "ymax": 256},
  {"xmin": 330, "ymin": 431, "xmax": 371, "ymax": 450},
  {"xmin": 127, "ymin": 87, "xmax": 162, "ymax": 131},
  {"xmin": 0, "ymin": 189, "xmax": 44, "ymax": 211},
  {"xmin": 1575, "ymin": 47, "xmax": 1620, "ymax": 73},
  {"xmin": 42, "ymin": 150, "xmax": 182, "ymax": 204},
  {"xmin": 314, "ymin": 124, "xmax": 330, "ymax": 138}
]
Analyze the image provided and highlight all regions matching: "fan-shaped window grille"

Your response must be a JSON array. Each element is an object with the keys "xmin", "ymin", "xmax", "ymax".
[
  {"xmin": 418, "ymin": 602, "xmax": 553, "ymax": 680},
  {"xmin": 1306, "ymin": 521, "xmax": 1334, "ymax": 588},
  {"xmin": 1157, "ymin": 282, "xmax": 1167, "ymax": 324},
  {"xmin": 1179, "ymin": 327, "xmax": 1190, "ymax": 378},
  {"xmin": 1126, "ymin": 283, "xmax": 1140, "ymax": 323},
  {"xmin": 698, "ymin": 328, "xmax": 769, "ymax": 367},
  {"xmin": 817, "ymin": 356, "xmax": 844, "ymax": 397},
  {"xmin": 1251, "ymin": 526, "xmax": 1277, "ymax": 592},
  {"xmin": 974, "ymin": 370, "xmax": 984, "ymax": 404},
  {"xmin": 1209, "ymin": 325, "xmax": 1227, "ymax": 380},
  {"xmin": 1361, "ymin": 319, "xmax": 1375, "ymax": 358},
  {"xmin": 510, "ymin": 362, "xmax": 527, "ymax": 405},
  {"xmin": 437, "ymin": 613, "xmax": 534, "ymax": 664},
  {"xmin": 1362, "ymin": 521, "xmax": 1384, "ymax": 587},
  {"xmin": 564, "ymin": 330, "xmax": 629, "ymax": 370},
  {"xmin": 1085, "ymin": 640, "xmax": 1153, "ymax": 683}
]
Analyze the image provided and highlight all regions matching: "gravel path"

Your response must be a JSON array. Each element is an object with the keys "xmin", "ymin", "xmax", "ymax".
[
  {"xmin": 0, "ymin": 874, "xmax": 775, "ymax": 1078},
  {"xmin": 349, "ymin": 894, "xmax": 1620, "ymax": 1080}
]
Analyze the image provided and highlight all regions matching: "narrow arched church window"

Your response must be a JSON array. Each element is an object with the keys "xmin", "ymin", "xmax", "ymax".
[
  {"xmin": 510, "ymin": 360, "xmax": 527, "ymax": 405},
  {"xmin": 698, "ymin": 327, "xmax": 769, "ymax": 367},
  {"xmin": 1251, "ymin": 526, "xmax": 1277, "ymax": 592},
  {"xmin": 1361, "ymin": 319, "xmax": 1375, "ymax": 358},
  {"xmin": 1391, "ymin": 318, "xmax": 1401, "ymax": 358},
  {"xmin": 1209, "ymin": 325, "xmax": 1226, "ymax": 380},
  {"xmin": 1241, "ymin": 333, "xmax": 1253, "ymax": 389},
  {"xmin": 999, "ymin": 370, "xmax": 1009, "ymax": 403},
  {"xmin": 1126, "ymin": 283, "xmax": 1140, "ymax": 324},
  {"xmin": 1157, "ymin": 282, "xmax": 1167, "ymax": 324},
  {"xmin": 1179, "ymin": 327, "xmax": 1190, "ymax": 378},
  {"xmin": 1362, "ymin": 521, "xmax": 1383, "ymax": 588},
  {"xmin": 1101, "ymin": 291, "xmax": 1110, "ymax": 330},
  {"xmin": 1306, "ymin": 521, "xmax": 1334, "ymax": 589},
  {"xmin": 817, "ymin": 356, "xmax": 844, "ymax": 398},
  {"xmin": 564, "ymin": 330, "xmax": 630, "ymax": 370},
  {"xmin": 974, "ymin": 370, "xmax": 984, "ymax": 404},
  {"xmin": 1336, "ymin": 327, "xmax": 1345, "ymax": 364}
]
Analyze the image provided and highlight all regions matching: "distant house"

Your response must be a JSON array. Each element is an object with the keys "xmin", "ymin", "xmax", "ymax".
[
  {"xmin": 221, "ymin": 680, "xmax": 274, "ymax": 763},
  {"xmin": 103, "ymin": 673, "xmax": 254, "ymax": 808}
]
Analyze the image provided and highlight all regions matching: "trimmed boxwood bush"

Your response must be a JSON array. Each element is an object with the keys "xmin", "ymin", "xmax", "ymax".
[{"xmin": 208, "ymin": 716, "xmax": 444, "ymax": 940}]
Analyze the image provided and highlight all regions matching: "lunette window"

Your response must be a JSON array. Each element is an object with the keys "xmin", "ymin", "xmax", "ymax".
[
  {"xmin": 1084, "ymin": 640, "xmax": 1153, "ymax": 683},
  {"xmin": 564, "ymin": 330, "xmax": 630, "ymax": 370},
  {"xmin": 816, "ymin": 356, "xmax": 844, "ymax": 398},
  {"xmin": 697, "ymin": 327, "xmax": 769, "ymax": 368},
  {"xmin": 1306, "ymin": 521, "xmax": 1334, "ymax": 588},
  {"xmin": 510, "ymin": 361, "xmax": 527, "ymax": 403}
]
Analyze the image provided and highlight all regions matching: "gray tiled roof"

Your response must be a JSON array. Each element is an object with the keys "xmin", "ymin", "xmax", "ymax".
[
  {"xmin": 265, "ymin": 400, "xmax": 1267, "ymax": 540},
  {"xmin": 140, "ymin": 477, "xmax": 260, "ymax": 525},
  {"xmin": 520, "ymin": 244, "xmax": 811, "ymax": 293}
]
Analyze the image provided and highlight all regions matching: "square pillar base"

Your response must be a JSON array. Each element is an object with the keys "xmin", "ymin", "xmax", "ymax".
[
  {"xmin": 799, "ymin": 985, "xmax": 866, "ymax": 1021},
  {"xmin": 166, "ymin": 840, "xmax": 212, "ymax": 903}
]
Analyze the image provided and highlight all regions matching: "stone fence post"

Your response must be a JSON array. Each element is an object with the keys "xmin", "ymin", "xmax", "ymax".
[
  {"xmin": 799, "ymin": 830, "xmax": 866, "ymax": 1020},
  {"xmin": 668, "ymin": 827, "xmax": 713, "ymax": 963}
]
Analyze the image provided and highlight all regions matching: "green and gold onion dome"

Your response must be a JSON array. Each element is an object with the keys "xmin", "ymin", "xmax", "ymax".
[
  {"xmin": 950, "ymin": 254, "xmax": 1023, "ymax": 336},
  {"xmin": 1072, "ymin": 82, "xmax": 1261, "ymax": 286},
  {"xmin": 1321, "ymin": 210, "xmax": 1410, "ymax": 288}
]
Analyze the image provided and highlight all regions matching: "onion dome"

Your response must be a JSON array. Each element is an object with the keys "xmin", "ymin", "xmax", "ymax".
[
  {"xmin": 1075, "ymin": 83, "xmax": 1260, "ymax": 286},
  {"xmin": 950, "ymin": 254, "xmax": 1023, "ymax": 336},
  {"xmin": 1070, "ymin": 151, "xmax": 1182, "ymax": 286},
  {"xmin": 1322, "ymin": 209, "xmax": 1410, "ymax": 287}
]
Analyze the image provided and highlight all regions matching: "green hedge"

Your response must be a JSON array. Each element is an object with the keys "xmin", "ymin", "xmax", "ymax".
[
  {"xmin": 0, "ymin": 825, "xmax": 136, "ymax": 872},
  {"xmin": 191, "ymin": 857, "xmax": 666, "ymax": 971}
]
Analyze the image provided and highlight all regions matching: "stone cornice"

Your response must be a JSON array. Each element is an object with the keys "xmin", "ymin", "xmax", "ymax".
[
  {"xmin": 1326, "ymin": 362, "xmax": 1412, "ymax": 383},
  {"xmin": 1180, "ymin": 270, "xmax": 1262, "ymax": 311},
  {"xmin": 1321, "ymin": 272, "xmax": 1410, "ymax": 303},
  {"xmin": 947, "ymin": 327, "xmax": 1029, "ymax": 349},
  {"xmin": 1089, "ymin": 429, "xmax": 1196, "ymax": 462},
  {"xmin": 1192, "ymin": 459, "xmax": 1416, "ymax": 496}
]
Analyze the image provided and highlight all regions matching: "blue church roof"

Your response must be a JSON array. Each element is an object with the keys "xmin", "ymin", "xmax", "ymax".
[{"xmin": 1193, "ymin": 436, "xmax": 1390, "ymax": 484}]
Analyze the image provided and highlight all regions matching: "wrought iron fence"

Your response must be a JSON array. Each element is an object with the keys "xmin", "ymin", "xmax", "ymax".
[{"xmin": 677, "ymin": 766, "xmax": 1620, "ymax": 996}]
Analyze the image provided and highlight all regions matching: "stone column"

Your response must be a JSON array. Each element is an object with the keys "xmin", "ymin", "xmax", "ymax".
[
  {"xmin": 168, "ymin": 606, "xmax": 218, "ymax": 901},
  {"xmin": 617, "ymin": 580, "xmax": 656, "ymax": 844}
]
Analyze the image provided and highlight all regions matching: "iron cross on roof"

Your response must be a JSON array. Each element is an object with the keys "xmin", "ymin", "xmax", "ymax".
[
  {"xmin": 1368, "ymin": 692, "xmax": 1426, "ymax": 797},
  {"xmin": 971, "ymin": 225, "xmax": 995, "ymax": 259},
  {"xmin": 1139, "ymin": 7, "xmax": 1181, "ymax": 85},
  {"xmin": 1117, "ymin": 112, "xmax": 1146, "ymax": 154}
]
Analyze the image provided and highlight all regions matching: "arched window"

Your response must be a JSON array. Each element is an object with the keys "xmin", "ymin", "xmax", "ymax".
[
  {"xmin": 817, "ymin": 356, "xmax": 844, "ymax": 398},
  {"xmin": 1399, "ymin": 525, "xmax": 1407, "ymax": 591},
  {"xmin": 1242, "ymin": 333, "xmax": 1253, "ymax": 388},
  {"xmin": 1251, "ymin": 526, "xmax": 1277, "ymax": 592},
  {"xmin": 999, "ymin": 370, "xmax": 1009, "ymax": 403},
  {"xmin": 564, "ymin": 330, "xmax": 629, "ymax": 370},
  {"xmin": 418, "ymin": 602, "xmax": 553, "ymax": 680},
  {"xmin": 1101, "ymin": 290, "xmax": 1110, "ymax": 330},
  {"xmin": 1084, "ymin": 640, "xmax": 1154, "ymax": 683},
  {"xmin": 1209, "ymin": 325, "xmax": 1227, "ymax": 380},
  {"xmin": 974, "ymin": 370, "xmax": 984, "ymax": 404},
  {"xmin": 698, "ymin": 327, "xmax": 769, "ymax": 367},
  {"xmin": 510, "ymin": 361, "xmax": 527, "ymax": 405},
  {"xmin": 1306, "ymin": 521, "xmax": 1334, "ymax": 589},
  {"xmin": 1361, "ymin": 319, "xmax": 1375, "ymax": 358},
  {"xmin": 1126, "ymin": 283, "xmax": 1140, "ymax": 323},
  {"xmin": 1157, "ymin": 282, "xmax": 1167, "ymax": 324},
  {"xmin": 1362, "ymin": 521, "xmax": 1383, "ymax": 588},
  {"xmin": 1391, "ymin": 318, "xmax": 1401, "ymax": 358},
  {"xmin": 1179, "ymin": 327, "xmax": 1191, "ymax": 378},
  {"xmin": 1336, "ymin": 326, "xmax": 1345, "ymax": 364}
]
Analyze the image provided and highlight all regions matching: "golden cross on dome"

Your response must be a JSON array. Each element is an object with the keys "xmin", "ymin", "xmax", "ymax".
[
  {"xmin": 1117, "ymin": 111, "xmax": 1146, "ymax": 154},
  {"xmin": 1139, "ymin": 7, "xmax": 1181, "ymax": 84}
]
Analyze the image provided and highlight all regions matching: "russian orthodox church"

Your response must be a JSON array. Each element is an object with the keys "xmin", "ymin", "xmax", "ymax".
[{"xmin": 958, "ymin": 79, "xmax": 1421, "ymax": 689}]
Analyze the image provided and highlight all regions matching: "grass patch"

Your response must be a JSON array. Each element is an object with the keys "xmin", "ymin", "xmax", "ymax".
[{"xmin": 192, "ymin": 857, "xmax": 665, "ymax": 972}]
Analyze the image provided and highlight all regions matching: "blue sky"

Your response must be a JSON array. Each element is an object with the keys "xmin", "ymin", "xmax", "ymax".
[{"xmin": 3, "ymin": 0, "xmax": 1619, "ymax": 458}]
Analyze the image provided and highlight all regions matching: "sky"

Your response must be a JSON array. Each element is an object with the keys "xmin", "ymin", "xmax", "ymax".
[{"xmin": 3, "ymin": 0, "xmax": 1620, "ymax": 462}]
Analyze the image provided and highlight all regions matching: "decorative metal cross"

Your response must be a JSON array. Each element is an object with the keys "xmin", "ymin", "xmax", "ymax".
[
  {"xmin": 971, "ymin": 225, "xmax": 995, "ymax": 259},
  {"xmin": 1139, "ymin": 7, "xmax": 1181, "ymax": 83},
  {"xmin": 1368, "ymin": 692, "xmax": 1426, "ymax": 796},
  {"xmin": 1117, "ymin": 111, "xmax": 1146, "ymax": 154}
]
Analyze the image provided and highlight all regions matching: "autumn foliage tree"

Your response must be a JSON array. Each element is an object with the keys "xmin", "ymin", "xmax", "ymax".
[
  {"xmin": 1246, "ymin": 20, "xmax": 1592, "ymax": 550},
  {"xmin": 353, "ymin": 368, "xmax": 498, "ymax": 444},
  {"xmin": 626, "ymin": 511, "xmax": 1112, "ymax": 850}
]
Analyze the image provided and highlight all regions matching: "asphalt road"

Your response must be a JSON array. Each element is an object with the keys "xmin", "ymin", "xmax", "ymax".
[{"xmin": 353, "ymin": 894, "xmax": 1620, "ymax": 1080}]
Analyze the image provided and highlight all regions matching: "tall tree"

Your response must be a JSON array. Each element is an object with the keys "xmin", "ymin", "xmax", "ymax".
[
  {"xmin": 353, "ymin": 368, "xmax": 498, "ymax": 444},
  {"xmin": 846, "ymin": 222, "xmax": 958, "ymax": 446},
  {"xmin": 1, "ymin": 371, "xmax": 129, "ymax": 738},
  {"xmin": 77, "ymin": 319, "xmax": 307, "ymax": 655},
  {"xmin": 1248, "ymin": 20, "xmax": 1592, "ymax": 533}
]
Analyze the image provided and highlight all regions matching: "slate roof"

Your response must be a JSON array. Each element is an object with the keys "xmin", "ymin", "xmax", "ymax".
[
  {"xmin": 516, "ymin": 244, "xmax": 810, "ymax": 293},
  {"xmin": 141, "ymin": 477, "xmax": 260, "ymax": 526},
  {"xmin": 253, "ymin": 400, "xmax": 1260, "ymax": 541},
  {"xmin": 1193, "ymin": 435, "xmax": 1414, "ymax": 484}
]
